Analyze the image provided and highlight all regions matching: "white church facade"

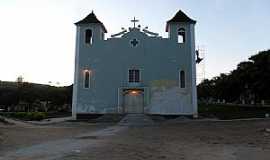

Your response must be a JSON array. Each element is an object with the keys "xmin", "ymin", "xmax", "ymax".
[{"xmin": 72, "ymin": 10, "xmax": 198, "ymax": 119}]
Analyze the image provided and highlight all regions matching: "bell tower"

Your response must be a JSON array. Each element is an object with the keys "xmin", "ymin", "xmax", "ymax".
[
  {"xmin": 75, "ymin": 11, "xmax": 107, "ymax": 45},
  {"xmin": 166, "ymin": 10, "xmax": 196, "ymax": 44},
  {"xmin": 72, "ymin": 11, "xmax": 107, "ymax": 119},
  {"xmin": 166, "ymin": 10, "xmax": 198, "ymax": 117}
]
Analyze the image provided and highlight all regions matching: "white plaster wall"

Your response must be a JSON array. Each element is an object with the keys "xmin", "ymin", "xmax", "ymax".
[
  {"xmin": 146, "ymin": 87, "xmax": 192, "ymax": 114},
  {"xmin": 73, "ymin": 22, "xmax": 197, "ymax": 116}
]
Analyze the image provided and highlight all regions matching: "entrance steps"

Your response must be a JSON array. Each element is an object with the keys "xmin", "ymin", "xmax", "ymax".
[{"xmin": 118, "ymin": 114, "xmax": 155, "ymax": 126}]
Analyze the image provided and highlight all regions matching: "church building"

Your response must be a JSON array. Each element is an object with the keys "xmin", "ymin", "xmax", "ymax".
[{"xmin": 72, "ymin": 10, "xmax": 198, "ymax": 119}]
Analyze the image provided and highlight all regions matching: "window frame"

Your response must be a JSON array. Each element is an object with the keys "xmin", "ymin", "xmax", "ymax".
[
  {"xmin": 128, "ymin": 69, "xmax": 141, "ymax": 83},
  {"xmin": 179, "ymin": 70, "xmax": 186, "ymax": 88},
  {"xmin": 83, "ymin": 70, "xmax": 91, "ymax": 89}
]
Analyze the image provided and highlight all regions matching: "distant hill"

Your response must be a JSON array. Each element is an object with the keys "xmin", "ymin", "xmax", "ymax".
[
  {"xmin": 0, "ymin": 81, "xmax": 70, "ymax": 89},
  {"xmin": 0, "ymin": 81, "xmax": 72, "ymax": 111}
]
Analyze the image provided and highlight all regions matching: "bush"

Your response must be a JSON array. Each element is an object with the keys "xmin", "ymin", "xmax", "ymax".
[
  {"xmin": 13, "ymin": 112, "xmax": 27, "ymax": 119},
  {"xmin": 12, "ymin": 112, "xmax": 47, "ymax": 121},
  {"xmin": 31, "ymin": 112, "xmax": 47, "ymax": 121}
]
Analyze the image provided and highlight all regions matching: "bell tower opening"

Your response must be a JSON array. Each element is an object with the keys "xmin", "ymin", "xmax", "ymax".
[
  {"xmin": 178, "ymin": 28, "xmax": 185, "ymax": 43},
  {"xmin": 85, "ymin": 29, "xmax": 93, "ymax": 44}
]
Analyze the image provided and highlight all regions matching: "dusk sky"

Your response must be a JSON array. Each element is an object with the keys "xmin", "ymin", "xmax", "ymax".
[{"xmin": 0, "ymin": 0, "xmax": 269, "ymax": 86}]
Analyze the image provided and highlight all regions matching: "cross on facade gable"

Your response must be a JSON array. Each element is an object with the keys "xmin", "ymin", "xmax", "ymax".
[
  {"xmin": 130, "ymin": 38, "xmax": 139, "ymax": 47},
  {"xmin": 131, "ymin": 17, "xmax": 139, "ymax": 28}
]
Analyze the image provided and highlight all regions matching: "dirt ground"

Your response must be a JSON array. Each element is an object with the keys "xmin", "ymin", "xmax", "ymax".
[{"xmin": 1, "ymin": 119, "xmax": 270, "ymax": 160}]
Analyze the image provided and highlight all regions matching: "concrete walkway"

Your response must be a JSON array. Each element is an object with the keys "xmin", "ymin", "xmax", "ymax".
[
  {"xmin": 118, "ymin": 114, "xmax": 155, "ymax": 126},
  {"xmin": 27, "ymin": 117, "xmax": 73, "ymax": 125},
  {"xmin": 0, "ymin": 116, "xmax": 73, "ymax": 128},
  {"xmin": 0, "ymin": 115, "xmax": 33, "ymax": 127}
]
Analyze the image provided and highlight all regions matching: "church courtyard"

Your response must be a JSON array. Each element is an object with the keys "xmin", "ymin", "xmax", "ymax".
[{"xmin": 1, "ymin": 118, "xmax": 270, "ymax": 160}]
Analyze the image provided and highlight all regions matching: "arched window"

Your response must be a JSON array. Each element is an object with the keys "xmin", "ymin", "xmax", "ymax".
[
  {"xmin": 85, "ymin": 29, "xmax": 92, "ymax": 44},
  {"xmin": 180, "ymin": 70, "xmax": 185, "ymax": 88},
  {"xmin": 84, "ymin": 70, "xmax": 90, "ymax": 88},
  {"xmin": 178, "ymin": 28, "xmax": 185, "ymax": 43}
]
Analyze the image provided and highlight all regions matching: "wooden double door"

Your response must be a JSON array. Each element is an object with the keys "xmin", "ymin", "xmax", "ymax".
[{"xmin": 123, "ymin": 90, "xmax": 144, "ymax": 113}]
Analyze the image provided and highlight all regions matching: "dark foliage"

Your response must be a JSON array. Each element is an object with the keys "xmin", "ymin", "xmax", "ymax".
[
  {"xmin": 199, "ymin": 104, "xmax": 270, "ymax": 119},
  {"xmin": 2, "ymin": 112, "xmax": 48, "ymax": 121},
  {"xmin": 0, "ymin": 81, "xmax": 72, "ymax": 112},
  {"xmin": 198, "ymin": 49, "xmax": 270, "ymax": 103}
]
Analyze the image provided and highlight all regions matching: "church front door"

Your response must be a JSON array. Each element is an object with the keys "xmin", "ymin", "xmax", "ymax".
[{"xmin": 123, "ymin": 90, "xmax": 144, "ymax": 113}]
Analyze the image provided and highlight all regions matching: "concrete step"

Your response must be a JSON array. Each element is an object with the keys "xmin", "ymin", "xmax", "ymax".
[
  {"xmin": 94, "ymin": 114, "xmax": 125, "ymax": 123},
  {"xmin": 118, "ymin": 114, "xmax": 155, "ymax": 126}
]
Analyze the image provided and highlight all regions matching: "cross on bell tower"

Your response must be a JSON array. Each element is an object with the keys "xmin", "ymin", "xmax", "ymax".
[{"xmin": 131, "ymin": 17, "xmax": 139, "ymax": 28}]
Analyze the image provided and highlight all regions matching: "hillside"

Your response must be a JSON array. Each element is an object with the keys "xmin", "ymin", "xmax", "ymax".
[{"xmin": 0, "ymin": 81, "xmax": 72, "ymax": 111}]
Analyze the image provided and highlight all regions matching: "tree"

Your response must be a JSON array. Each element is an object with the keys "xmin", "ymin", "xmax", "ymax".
[{"xmin": 198, "ymin": 49, "xmax": 270, "ymax": 103}]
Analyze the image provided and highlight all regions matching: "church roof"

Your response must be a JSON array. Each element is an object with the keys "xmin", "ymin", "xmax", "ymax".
[
  {"xmin": 166, "ymin": 10, "xmax": 196, "ymax": 31},
  {"xmin": 167, "ymin": 10, "xmax": 196, "ymax": 23},
  {"xmin": 75, "ymin": 11, "xmax": 107, "ymax": 33}
]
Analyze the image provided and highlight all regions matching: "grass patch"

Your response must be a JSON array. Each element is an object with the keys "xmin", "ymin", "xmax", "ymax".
[
  {"xmin": 46, "ymin": 112, "xmax": 71, "ymax": 118},
  {"xmin": 199, "ymin": 103, "xmax": 270, "ymax": 120}
]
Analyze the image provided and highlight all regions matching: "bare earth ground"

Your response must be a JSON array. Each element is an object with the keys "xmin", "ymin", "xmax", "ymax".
[{"xmin": 1, "ymin": 119, "xmax": 270, "ymax": 160}]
